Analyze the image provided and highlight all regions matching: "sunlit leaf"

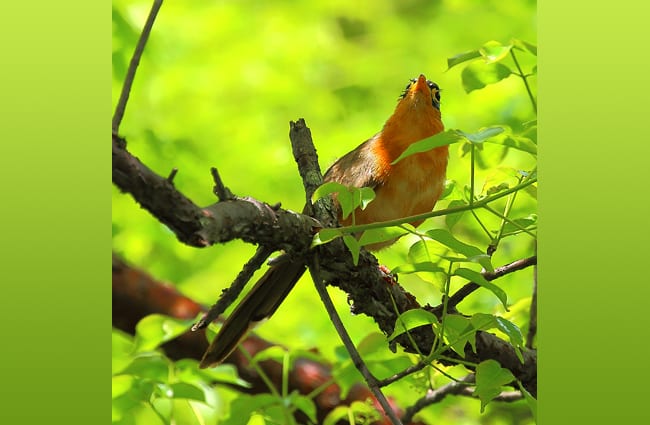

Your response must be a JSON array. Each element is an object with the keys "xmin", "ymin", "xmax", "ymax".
[
  {"xmin": 486, "ymin": 134, "xmax": 537, "ymax": 155},
  {"xmin": 454, "ymin": 268, "xmax": 508, "ymax": 310},
  {"xmin": 343, "ymin": 234, "xmax": 360, "ymax": 265},
  {"xmin": 392, "ymin": 130, "xmax": 464, "ymax": 164},
  {"xmin": 168, "ymin": 382, "xmax": 206, "ymax": 401},
  {"xmin": 458, "ymin": 126, "xmax": 505, "ymax": 144},
  {"xmin": 391, "ymin": 261, "xmax": 445, "ymax": 274},
  {"xmin": 389, "ymin": 308, "xmax": 440, "ymax": 341},
  {"xmin": 447, "ymin": 49, "xmax": 481, "ymax": 69},
  {"xmin": 475, "ymin": 360, "xmax": 516, "ymax": 412},
  {"xmin": 425, "ymin": 229, "xmax": 494, "ymax": 271},
  {"xmin": 289, "ymin": 393, "xmax": 317, "ymax": 423},
  {"xmin": 442, "ymin": 314, "xmax": 474, "ymax": 357},
  {"xmin": 461, "ymin": 62, "xmax": 512, "ymax": 93},
  {"xmin": 357, "ymin": 226, "xmax": 408, "ymax": 248},
  {"xmin": 479, "ymin": 40, "xmax": 513, "ymax": 63},
  {"xmin": 311, "ymin": 228, "xmax": 343, "ymax": 247},
  {"xmin": 134, "ymin": 314, "xmax": 194, "ymax": 352},
  {"xmin": 512, "ymin": 38, "xmax": 537, "ymax": 56}
]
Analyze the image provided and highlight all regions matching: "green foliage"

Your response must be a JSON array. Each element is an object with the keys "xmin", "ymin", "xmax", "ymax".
[{"xmin": 113, "ymin": 0, "xmax": 537, "ymax": 423}]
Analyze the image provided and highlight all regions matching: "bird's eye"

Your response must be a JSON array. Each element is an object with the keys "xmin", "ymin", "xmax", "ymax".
[{"xmin": 427, "ymin": 80, "xmax": 441, "ymax": 102}]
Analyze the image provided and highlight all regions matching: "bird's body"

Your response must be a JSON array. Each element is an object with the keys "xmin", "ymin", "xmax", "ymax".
[{"xmin": 200, "ymin": 74, "xmax": 448, "ymax": 368}]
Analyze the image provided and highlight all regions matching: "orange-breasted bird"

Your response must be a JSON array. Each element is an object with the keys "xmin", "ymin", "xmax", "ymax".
[{"xmin": 200, "ymin": 74, "xmax": 448, "ymax": 368}]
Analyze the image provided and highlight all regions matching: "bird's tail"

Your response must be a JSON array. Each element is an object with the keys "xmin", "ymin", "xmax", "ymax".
[{"xmin": 199, "ymin": 257, "xmax": 306, "ymax": 368}]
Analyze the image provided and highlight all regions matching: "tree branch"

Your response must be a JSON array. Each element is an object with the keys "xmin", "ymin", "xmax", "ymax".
[
  {"xmin": 112, "ymin": 0, "xmax": 164, "ymax": 133},
  {"xmin": 112, "ymin": 121, "xmax": 536, "ymax": 397}
]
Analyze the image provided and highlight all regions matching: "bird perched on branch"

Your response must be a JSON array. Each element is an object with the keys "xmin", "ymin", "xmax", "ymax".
[{"xmin": 200, "ymin": 74, "xmax": 448, "ymax": 368}]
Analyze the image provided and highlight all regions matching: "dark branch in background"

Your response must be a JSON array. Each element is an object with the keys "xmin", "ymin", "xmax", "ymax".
[
  {"xmin": 112, "ymin": 254, "xmax": 424, "ymax": 424},
  {"xmin": 112, "ymin": 0, "xmax": 164, "ymax": 133},
  {"xmin": 402, "ymin": 375, "xmax": 475, "ymax": 423}
]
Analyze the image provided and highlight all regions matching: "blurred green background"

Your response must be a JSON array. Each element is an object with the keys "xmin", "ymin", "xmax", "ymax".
[{"xmin": 113, "ymin": 0, "xmax": 536, "ymax": 423}]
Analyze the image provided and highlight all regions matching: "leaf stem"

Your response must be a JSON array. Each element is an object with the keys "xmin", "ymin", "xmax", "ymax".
[{"xmin": 510, "ymin": 49, "xmax": 537, "ymax": 114}]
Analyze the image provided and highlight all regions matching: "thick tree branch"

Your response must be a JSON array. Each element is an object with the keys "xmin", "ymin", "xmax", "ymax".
[{"xmin": 112, "ymin": 120, "xmax": 536, "ymax": 397}]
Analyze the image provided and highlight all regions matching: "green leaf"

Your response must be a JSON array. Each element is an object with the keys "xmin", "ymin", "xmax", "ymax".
[
  {"xmin": 520, "ymin": 383, "xmax": 538, "ymax": 420},
  {"xmin": 112, "ymin": 375, "xmax": 135, "ymax": 399},
  {"xmin": 357, "ymin": 186, "xmax": 376, "ymax": 210},
  {"xmin": 134, "ymin": 314, "xmax": 193, "ymax": 352},
  {"xmin": 250, "ymin": 346, "xmax": 287, "ymax": 364},
  {"xmin": 447, "ymin": 49, "xmax": 481, "ymax": 69},
  {"xmin": 392, "ymin": 130, "xmax": 464, "ymax": 164},
  {"xmin": 501, "ymin": 214, "xmax": 538, "ymax": 235},
  {"xmin": 311, "ymin": 228, "xmax": 342, "ymax": 247},
  {"xmin": 442, "ymin": 314, "xmax": 474, "ymax": 357},
  {"xmin": 512, "ymin": 38, "xmax": 537, "ymax": 56},
  {"xmin": 445, "ymin": 199, "xmax": 468, "ymax": 229},
  {"xmin": 121, "ymin": 352, "xmax": 170, "ymax": 382},
  {"xmin": 323, "ymin": 406, "xmax": 350, "ymax": 425},
  {"xmin": 343, "ymin": 235, "xmax": 360, "ymax": 265},
  {"xmin": 389, "ymin": 309, "xmax": 440, "ymax": 341},
  {"xmin": 475, "ymin": 360, "xmax": 516, "ymax": 412},
  {"xmin": 461, "ymin": 62, "xmax": 512, "ymax": 93},
  {"xmin": 357, "ymin": 226, "xmax": 407, "ymax": 248},
  {"xmin": 486, "ymin": 134, "xmax": 537, "ymax": 155},
  {"xmin": 391, "ymin": 261, "xmax": 445, "ymax": 274},
  {"xmin": 311, "ymin": 181, "xmax": 347, "ymax": 203},
  {"xmin": 289, "ymin": 393, "xmax": 317, "ymax": 424},
  {"xmin": 194, "ymin": 363, "xmax": 251, "ymax": 388},
  {"xmin": 495, "ymin": 317, "xmax": 525, "ymax": 363},
  {"xmin": 479, "ymin": 40, "xmax": 513, "ymax": 64},
  {"xmin": 458, "ymin": 126, "xmax": 505, "ymax": 144},
  {"xmin": 425, "ymin": 229, "xmax": 494, "ymax": 272},
  {"xmin": 454, "ymin": 268, "xmax": 508, "ymax": 310},
  {"xmin": 168, "ymin": 382, "xmax": 206, "ymax": 401}
]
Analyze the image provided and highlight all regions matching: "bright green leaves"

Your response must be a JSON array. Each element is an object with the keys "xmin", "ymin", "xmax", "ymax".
[
  {"xmin": 454, "ymin": 268, "xmax": 507, "ymax": 310},
  {"xmin": 134, "ymin": 314, "xmax": 195, "ymax": 352},
  {"xmin": 312, "ymin": 182, "xmax": 375, "ymax": 222},
  {"xmin": 389, "ymin": 308, "xmax": 440, "ymax": 341},
  {"xmin": 474, "ymin": 360, "xmax": 516, "ymax": 412},
  {"xmin": 392, "ymin": 130, "xmax": 464, "ymax": 164},
  {"xmin": 426, "ymin": 229, "xmax": 494, "ymax": 272},
  {"xmin": 447, "ymin": 39, "xmax": 537, "ymax": 93},
  {"xmin": 312, "ymin": 182, "xmax": 379, "ymax": 264},
  {"xmin": 461, "ymin": 62, "xmax": 512, "ymax": 93}
]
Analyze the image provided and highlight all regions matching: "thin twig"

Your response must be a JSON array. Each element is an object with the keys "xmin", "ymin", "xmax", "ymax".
[
  {"xmin": 211, "ymin": 167, "xmax": 235, "ymax": 201},
  {"xmin": 402, "ymin": 374, "xmax": 475, "ymax": 423},
  {"xmin": 376, "ymin": 361, "xmax": 429, "ymax": 388},
  {"xmin": 192, "ymin": 246, "xmax": 273, "ymax": 331},
  {"xmin": 112, "ymin": 0, "xmax": 164, "ymax": 133},
  {"xmin": 308, "ymin": 255, "xmax": 403, "ymax": 425},
  {"xmin": 446, "ymin": 255, "xmax": 537, "ymax": 308},
  {"xmin": 167, "ymin": 167, "xmax": 178, "ymax": 184}
]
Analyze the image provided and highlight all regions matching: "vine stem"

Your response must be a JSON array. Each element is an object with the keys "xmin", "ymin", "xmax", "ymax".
[
  {"xmin": 510, "ymin": 48, "xmax": 537, "ymax": 114},
  {"xmin": 338, "ymin": 176, "xmax": 537, "ymax": 235}
]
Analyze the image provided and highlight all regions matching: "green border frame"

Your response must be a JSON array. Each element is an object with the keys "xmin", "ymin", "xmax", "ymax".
[
  {"xmin": 0, "ymin": 2, "xmax": 108, "ymax": 423},
  {"xmin": 540, "ymin": 1, "xmax": 650, "ymax": 423}
]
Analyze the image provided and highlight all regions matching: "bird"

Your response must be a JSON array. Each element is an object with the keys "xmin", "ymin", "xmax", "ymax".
[{"xmin": 199, "ymin": 74, "xmax": 448, "ymax": 368}]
